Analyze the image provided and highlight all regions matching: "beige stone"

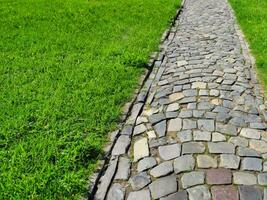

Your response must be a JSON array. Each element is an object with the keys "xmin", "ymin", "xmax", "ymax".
[{"xmin": 134, "ymin": 138, "xmax": 149, "ymax": 161}]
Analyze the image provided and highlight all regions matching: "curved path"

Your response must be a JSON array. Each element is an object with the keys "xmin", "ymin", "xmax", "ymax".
[{"xmin": 94, "ymin": 0, "xmax": 267, "ymax": 199}]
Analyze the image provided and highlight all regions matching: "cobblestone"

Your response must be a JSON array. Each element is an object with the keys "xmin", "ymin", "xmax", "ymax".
[{"xmin": 93, "ymin": 0, "xmax": 267, "ymax": 198}]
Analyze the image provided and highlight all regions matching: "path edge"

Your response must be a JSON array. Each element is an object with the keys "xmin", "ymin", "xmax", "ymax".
[{"xmin": 86, "ymin": 0, "xmax": 187, "ymax": 199}]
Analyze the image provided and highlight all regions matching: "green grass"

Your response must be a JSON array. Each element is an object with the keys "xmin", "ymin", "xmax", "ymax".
[
  {"xmin": 0, "ymin": 0, "xmax": 180, "ymax": 199},
  {"xmin": 229, "ymin": 0, "xmax": 267, "ymax": 93}
]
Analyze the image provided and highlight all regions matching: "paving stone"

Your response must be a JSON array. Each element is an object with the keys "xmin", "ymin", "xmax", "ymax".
[
  {"xmin": 147, "ymin": 130, "xmax": 156, "ymax": 139},
  {"xmin": 154, "ymin": 120, "xmax": 167, "ymax": 137},
  {"xmin": 115, "ymin": 157, "xmax": 130, "ymax": 180},
  {"xmin": 197, "ymin": 155, "xmax": 217, "ymax": 168},
  {"xmin": 169, "ymin": 92, "xmax": 185, "ymax": 102},
  {"xmin": 112, "ymin": 135, "xmax": 131, "ymax": 156},
  {"xmin": 182, "ymin": 142, "xmax": 205, "ymax": 154},
  {"xmin": 95, "ymin": 157, "xmax": 118, "ymax": 200},
  {"xmin": 149, "ymin": 175, "xmax": 177, "ymax": 199},
  {"xmin": 250, "ymin": 122, "xmax": 266, "ymax": 130},
  {"xmin": 193, "ymin": 130, "xmax": 211, "ymax": 141},
  {"xmin": 158, "ymin": 143, "xmax": 181, "ymax": 160},
  {"xmin": 134, "ymin": 138, "xmax": 149, "ymax": 162},
  {"xmin": 208, "ymin": 142, "xmax": 235, "ymax": 154},
  {"xmin": 178, "ymin": 130, "xmax": 192, "ymax": 142},
  {"xmin": 183, "ymin": 119, "xmax": 197, "ymax": 130},
  {"xmin": 174, "ymin": 155, "xmax": 195, "ymax": 174},
  {"xmin": 241, "ymin": 157, "xmax": 262, "ymax": 171},
  {"xmin": 121, "ymin": 125, "xmax": 133, "ymax": 136},
  {"xmin": 160, "ymin": 191, "xmax": 187, "ymax": 200},
  {"xmin": 137, "ymin": 157, "xmax": 157, "ymax": 172},
  {"xmin": 233, "ymin": 172, "xmax": 257, "ymax": 185},
  {"xmin": 150, "ymin": 161, "xmax": 173, "ymax": 178},
  {"xmin": 187, "ymin": 185, "xmax": 211, "ymax": 200},
  {"xmin": 179, "ymin": 110, "xmax": 193, "ymax": 118},
  {"xmin": 229, "ymin": 136, "xmax": 248, "ymax": 147},
  {"xmin": 127, "ymin": 190, "xmax": 150, "ymax": 200},
  {"xmin": 206, "ymin": 168, "xmax": 232, "ymax": 185},
  {"xmin": 250, "ymin": 139, "xmax": 267, "ymax": 153},
  {"xmin": 133, "ymin": 124, "xmax": 147, "ymax": 136},
  {"xmin": 198, "ymin": 102, "xmax": 214, "ymax": 110},
  {"xmin": 216, "ymin": 123, "xmax": 238, "ymax": 135},
  {"xmin": 211, "ymin": 185, "xmax": 239, "ymax": 200},
  {"xmin": 166, "ymin": 103, "xmax": 180, "ymax": 112},
  {"xmin": 219, "ymin": 154, "xmax": 240, "ymax": 169},
  {"xmin": 237, "ymin": 147, "xmax": 261, "ymax": 157},
  {"xmin": 198, "ymin": 119, "xmax": 215, "ymax": 131},
  {"xmin": 240, "ymin": 128, "xmax": 261, "ymax": 139},
  {"xmin": 106, "ymin": 183, "xmax": 125, "ymax": 200},
  {"xmin": 192, "ymin": 82, "xmax": 207, "ymax": 89},
  {"xmin": 238, "ymin": 186, "xmax": 263, "ymax": 200},
  {"xmin": 149, "ymin": 113, "xmax": 165, "ymax": 125},
  {"xmin": 181, "ymin": 171, "xmax": 205, "ymax": 188},
  {"xmin": 258, "ymin": 173, "xmax": 267, "ymax": 185},
  {"xmin": 129, "ymin": 172, "xmax": 151, "ymax": 190},
  {"xmin": 149, "ymin": 137, "xmax": 167, "ymax": 148},
  {"xmin": 168, "ymin": 118, "xmax": 182, "ymax": 132},
  {"xmin": 212, "ymin": 132, "xmax": 226, "ymax": 141}
]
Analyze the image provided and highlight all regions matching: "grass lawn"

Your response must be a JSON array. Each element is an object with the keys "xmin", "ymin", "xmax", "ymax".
[
  {"xmin": 0, "ymin": 0, "xmax": 180, "ymax": 199},
  {"xmin": 229, "ymin": 0, "xmax": 267, "ymax": 93}
]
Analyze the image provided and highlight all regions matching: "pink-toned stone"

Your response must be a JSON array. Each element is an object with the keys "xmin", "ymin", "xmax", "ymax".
[
  {"xmin": 206, "ymin": 168, "xmax": 232, "ymax": 185},
  {"xmin": 211, "ymin": 185, "xmax": 239, "ymax": 200}
]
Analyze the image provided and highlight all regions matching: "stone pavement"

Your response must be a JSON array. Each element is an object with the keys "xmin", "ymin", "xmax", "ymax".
[{"xmin": 93, "ymin": 0, "xmax": 267, "ymax": 199}]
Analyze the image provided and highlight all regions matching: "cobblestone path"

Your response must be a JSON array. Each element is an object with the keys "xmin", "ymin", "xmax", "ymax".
[{"xmin": 94, "ymin": 0, "xmax": 267, "ymax": 199}]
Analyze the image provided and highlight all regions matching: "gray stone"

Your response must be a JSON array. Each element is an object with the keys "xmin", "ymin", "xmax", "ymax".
[
  {"xmin": 150, "ymin": 161, "xmax": 173, "ymax": 178},
  {"xmin": 258, "ymin": 173, "xmax": 267, "ymax": 185},
  {"xmin": 159, "ymin": 143, "xmax": 181, "ymax": 160},
  {"xmin": 198, "ymin": 119, "xmax": 215, "ymax": 131},
  {"xmin": 238, "ymin": 186, "xmax": 263, "ymax": 200},
  {"xmin": 112, "ymin": 135, "xmax": 131, "ymax": 156},
  {"xmin": 106, "ymin": 183, "xmax": 125, "ymax": 200},
  {"xmin": 229, "ymin": 136, "xmax": 248, "ymax": 147},
  {"xmin": 133, "ymin": 124, "xmax": 147, "ymax": 136},
  {"xmin": 121, "ymin": 125, "xmax": 133, "ymax": 136},
  {"xmin": 129, "ymin": 172, "xmax": 151, "ymax": 190},
  {"xmin": 187, "ymin": 185, "xmax": 211, "ymax": 200},
  {"xmin": 212, "ymin": 132, "xmax": 226, "ymax": 141},
  {"xmin": 137, "ymin": 157, "xmax": 157, "ymax": 172},
  {"xmin": 197, "ymin": 155, "xmax": 217, "ymax": 168},
  {"xmin": 174, "ymin": 155, "xmax": 195, "ymax": 173},
  {"xmin": 181, "ymin": 171, "xmax": 205, "ymax": 188},
  {"xmin": 237, "ymin": 147, "xmax": 260, "ymax": 157},
  {"xmin": 149, "ymin": 113, "xmax": 165, "ymax": 125},
  {"xmin": 193, "ymin": 130, "xmax": 211, "ymax": 141},
  {"xmin": 241, "ymin": 157, "xmax": 262, "ymax": 171},
  {"xmin": 233, "ymin": 172, "xmax": 257, "ymax": 185},
  {"xmin": 219, "ymin": 154, "xmax": 240, "ymax": 169},
  {"xmin": 179, "ymin": 110, "xmax": 193, "ymax": 118},
  {"xmin": 178, "ymin": 130, "xmax": 192, "ymax": 142},
  {"xmin": 182, "ymin": 142, "xmax": 205, "ymax": 154},
  {"xmin": 160, "ymin": 191, "xmax": 187, "ymax": 200},
  {"xmin": 216, "ymin": 123, "xmax": 237, "ymax": 135},
  {"xmin": 149, "ymin": 175, "xmax": 177, "ymax": 199},
  {"xmin": 250, "ymin": 139, "xmax": 267, "ymax": 153},
  {"xmin": 127, "ymin": 190, "xmax": 150, "ymax": 200},
  {"xmin": 183, "ymin": 119, "xmax": 197, "ymax": 130},
  {"xmin": 115, "ymin": 157, "xmax": 130, "ymax": 180},
  {"xmin": 154, "ymin": 120, "xmax": 167, "ymax": 137},
  {"xmin": 95, "ymin": 158, "xmax": 118, "ymax": 200},
  {"xmin": 168, "ymin": 118, "xmax": 182, "ymax": 132},
  {"xmin": 240, "ymin": 128, "xmax": 261, "ymax": 139},
  {"xmin": 149, "ymin": 137, "xmax": 167, "ymax": 148},
  {"xmin": 208, "ymin": 142, "xmax": 235, "ymax": 154}
]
